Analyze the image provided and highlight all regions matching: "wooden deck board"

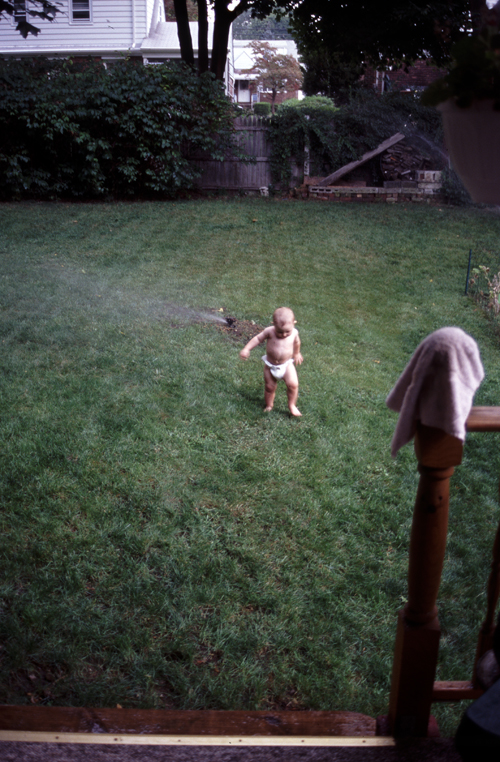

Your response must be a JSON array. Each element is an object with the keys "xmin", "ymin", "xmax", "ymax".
[{"xmin": 0, "ymin": 707, "xmax": 377, "ymax": 739}]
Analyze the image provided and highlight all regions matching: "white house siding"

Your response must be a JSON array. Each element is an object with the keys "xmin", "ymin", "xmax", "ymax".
[{"xmin": 0, "ymin": 0, "xmax": 143, "ymax": 56}]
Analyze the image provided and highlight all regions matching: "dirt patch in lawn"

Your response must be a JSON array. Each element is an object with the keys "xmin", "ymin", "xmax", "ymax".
[{"xmin": 213, "ymin": 315, "xmax": 263, "ymax": 344}]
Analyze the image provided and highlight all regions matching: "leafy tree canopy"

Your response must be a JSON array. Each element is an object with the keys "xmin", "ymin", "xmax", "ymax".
[
  {"xmin": 232, "ymin": 10, "xmax": 292, "ymax": 39},
  {"xmin": 246, "ymin": 40, "xmax": 302, "ymax": 113},
  {"xmin": 164, "ymin": 0, "xmax": 486, "ymax": 91},
  {"xmin": 6, "ymin": 0, "xmax": 481, "ymax": 90},
  {"xmin": 300, "ymin": 48, "xmax": 365, "ymax": 104},
  {"xmin": 0, "ymin": 0, "xmax": 60, "ymax": 38},
  {"xmin": 283, "ymin": 0, "xmax": 475, "ymax": 72},
  {"xmin": 246, "ymin": 0, "xmax": 489, "ymax": 78}
]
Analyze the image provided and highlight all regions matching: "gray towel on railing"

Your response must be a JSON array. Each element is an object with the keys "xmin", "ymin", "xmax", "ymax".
[{"xmin": 386, "ymin": 327, "xmax": 484, "ymax": 457}]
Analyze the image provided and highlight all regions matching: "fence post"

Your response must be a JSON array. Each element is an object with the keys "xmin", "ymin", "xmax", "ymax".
[
  {"xmin": 387, "ymin": 423, "xmax": 463, "ymax": 736},
  {"xmin": 465, "ymin": 249, "xmax": 472, "ymax": 296}
]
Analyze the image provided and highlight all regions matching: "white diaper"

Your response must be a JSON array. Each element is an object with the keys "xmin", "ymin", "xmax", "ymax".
[{"xmin": 262, "ymin": 355, "xmax": 294, "ymax": 380}]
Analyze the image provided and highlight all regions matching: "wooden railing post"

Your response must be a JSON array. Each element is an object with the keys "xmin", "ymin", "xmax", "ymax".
[
  {"xmin": 387, "ymin": 423, "xmax": 463, "ymax": 737},
  {"xmin": 473, "ymin": 485, "xmax": 500, "ymax": 684}
]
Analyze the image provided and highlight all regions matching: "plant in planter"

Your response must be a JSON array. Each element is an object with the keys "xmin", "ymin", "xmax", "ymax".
[{"xmin": 422, "ymin": 2, "xmax": 500, "ymax": 204}]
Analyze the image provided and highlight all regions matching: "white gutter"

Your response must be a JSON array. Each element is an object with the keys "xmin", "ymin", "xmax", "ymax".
[
  {"xmin": 150, "ymin": 0, "xmax": 160, "ymax": 35},
  {"xmin": 0, "ymin": 48, "xmax": 143, "ymax": 56}
]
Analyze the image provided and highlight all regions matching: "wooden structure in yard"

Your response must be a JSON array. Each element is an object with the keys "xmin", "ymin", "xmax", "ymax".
[
  {"xmin": 2, "ymin": 409, "xmax": 500, "ymax": 747},
  {"xmin": 310, "ymin": 133, "xmax": 445, "ymax": 200},
  {"xmin": 320, "ymin": 133, "xmax": 405, "ymax": 186}
]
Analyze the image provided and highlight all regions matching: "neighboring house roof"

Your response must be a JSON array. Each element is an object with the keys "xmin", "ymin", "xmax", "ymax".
[
  {"xmin": 141, "ymin": 21, "xmax": 215, "ymax": 57},
  {"xmin": 233, "ymin": 39, "xmax": 299, "ymax": 57}
]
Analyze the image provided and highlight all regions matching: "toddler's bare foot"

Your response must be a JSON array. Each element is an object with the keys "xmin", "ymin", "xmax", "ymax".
[
  {"xmin": 289, "ymin": 405, "xmax": 302, "ymax": 417},
  {"xmin": 264, "ymin": 405, "xmax": 273, "ymax": 412}
]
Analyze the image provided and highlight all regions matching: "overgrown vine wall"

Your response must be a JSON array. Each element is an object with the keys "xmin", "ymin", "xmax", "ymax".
[{"xmin": 0, "ymin": 57, "xmax": 243, "ymax": 199}]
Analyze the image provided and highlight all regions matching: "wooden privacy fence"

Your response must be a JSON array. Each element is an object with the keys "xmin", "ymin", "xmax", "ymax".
[
  {"xmin": 192, "ymin": 116, "xmax": 271, "ymax": 191},
  {"xmin": 192, "ymin": 116, "xmax": 300, "ymax": 192}
]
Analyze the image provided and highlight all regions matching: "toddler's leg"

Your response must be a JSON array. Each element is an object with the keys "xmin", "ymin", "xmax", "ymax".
[
  {"xmin": 284, "ymin": 364, "xmax": 301, "ymax": 417},
  {"xmin": 263, "ymin": 366, "xmax": 277, "ymax": 411}
]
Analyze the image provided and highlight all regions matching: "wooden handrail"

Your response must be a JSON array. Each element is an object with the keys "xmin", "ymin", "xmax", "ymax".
[
  {"xmin": 467, "ymin": 408, "xmax": 500, "ymax": 683},
  {"xmin": 466, "ymin": 406, "xmax": 500, "ymax": 432},
  {"xmin": 388, "ymin": 406, "xmax": 500, "ymax": 737}
]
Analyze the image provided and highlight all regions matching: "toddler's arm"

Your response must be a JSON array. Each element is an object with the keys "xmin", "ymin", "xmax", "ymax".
[
  {"xmin": 293, "ymin": 332, "xmax": 303, "ymax": 365},
  {"xmin": 239, "ymin": 329, "xmax": 268, "ymax": 360}
]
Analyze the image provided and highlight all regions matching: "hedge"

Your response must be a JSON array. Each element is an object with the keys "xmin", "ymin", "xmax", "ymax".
[{"xmin": 0, "ymin": 57, "xmax": 244, "ymax": 199}]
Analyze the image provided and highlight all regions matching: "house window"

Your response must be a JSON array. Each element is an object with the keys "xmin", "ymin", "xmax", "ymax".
[
  {"xmin": 13, "ymin": 1, "xmax": 26, "ymax": 23},
  {"xmin": 239, "ymin": 80, "xmax": 249, "ymax": 91},
  {"xmin": 71, "ymin": 0, "xmax": 91, "ymax": 22}
]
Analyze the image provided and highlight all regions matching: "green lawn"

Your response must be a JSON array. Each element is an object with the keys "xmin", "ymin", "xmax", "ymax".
[{"xmin": 1, "ymin": 198, "xmax": 500, "ymax": 736}]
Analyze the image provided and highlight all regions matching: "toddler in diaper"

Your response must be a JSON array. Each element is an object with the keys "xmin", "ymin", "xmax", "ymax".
[{"xmin": 239, "ymin": 307, "xmax": 303, "ymax": 416}]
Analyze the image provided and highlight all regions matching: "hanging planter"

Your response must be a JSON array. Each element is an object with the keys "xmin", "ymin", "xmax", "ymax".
[
  {"xmin": 422, "ymin": 9, "xmax": 500, "ymax": 205},
  {"xmin": 437, "ymin": 98, "xmax": 500, "ymax": 204}
]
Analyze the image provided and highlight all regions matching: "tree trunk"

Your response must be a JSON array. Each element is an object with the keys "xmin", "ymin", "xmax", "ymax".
[
  {"xmin": 211, "ymin": 0, "xmax": 231, "ymax": 80},
  {"xmin": 171, "ymin": 0, "xmax": 194, "ymax": 67},
  {"xmin": 197, "ymin": 0, "xmax": 209, "ymax": 74},
  {"xmin": 211, "ymin": 0, "xmax": 249, "ymax": 81}
]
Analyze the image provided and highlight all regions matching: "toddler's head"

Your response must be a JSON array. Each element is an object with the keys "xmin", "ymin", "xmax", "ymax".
[{"xmin": 273, "ymin": 307, "xmax": 295, "ymax": 338}]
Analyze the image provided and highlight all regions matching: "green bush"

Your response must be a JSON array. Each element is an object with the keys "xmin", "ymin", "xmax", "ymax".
[
  {"xmin": 277, "ymin": 95, "xmax": 338, "ymax": 113},
  {"xmin": 253, "ymin": 102, "xmax": 271, "ymax": 116},
  {"xmin": 0, "ymin": 57, "xmax": 244, "ymax": 199}
]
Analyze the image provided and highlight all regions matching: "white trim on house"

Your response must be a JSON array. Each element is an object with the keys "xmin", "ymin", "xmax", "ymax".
[
  {"xmin": 140, "ymin": 20, "xmax": 214, "ymax": 58},
  {"xmin": 148, "ymin": 0, "xmax": 164, "ymax": 36}
]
